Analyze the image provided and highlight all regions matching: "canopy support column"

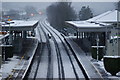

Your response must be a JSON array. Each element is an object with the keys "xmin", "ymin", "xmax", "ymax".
[
  {"xmin": 23, "ymin": 31, "xmax": 27, "ymax": 39},
  {"xmin": 9, "ymin": 31, "xmax": 13, "ymax": 45}
]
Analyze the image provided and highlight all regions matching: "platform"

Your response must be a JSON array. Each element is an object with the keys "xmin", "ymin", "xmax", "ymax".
[
  {"xmin": 1, "ymin": 38, "xmax": 38, "ymax": 79},
  {"xmin": 65, "ymin": 37, "xmax": 120, "ymax": 79}
]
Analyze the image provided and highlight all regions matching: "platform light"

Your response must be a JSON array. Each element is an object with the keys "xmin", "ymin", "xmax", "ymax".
[
  {"xmin": 7, "ymin": 16, "xmax": 10, "ymax": 18},
  {"xmin": 31, "ymin": 13, "xmax": 34, "ymax": 16},
  {"xmin": 8, "ymin": 19, "xmax": 12, "ymax": 21},
  {"xmin": 39, "ymin": 11, "xmax": 42, "ymax": 15}
]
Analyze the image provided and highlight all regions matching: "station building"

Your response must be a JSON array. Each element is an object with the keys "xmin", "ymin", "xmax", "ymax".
[
  {"xmin": 1, "ymin": 20, "xmax": 38, "ymax": 61},
  {"xmin": 66, "ymin": 10, "xmax": 120, "ymax": 56}
]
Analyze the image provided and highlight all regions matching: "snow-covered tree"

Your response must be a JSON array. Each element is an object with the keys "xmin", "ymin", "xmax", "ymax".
[
  {"xmin": 47, "ymin": 2, "xmax": 77, "ymax": 31},
  {"xmin": 79, "ymin": 6, "xmax": 93, "ymax": 20}
]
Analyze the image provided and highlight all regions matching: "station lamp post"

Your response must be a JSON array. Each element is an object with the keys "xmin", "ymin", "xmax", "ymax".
[
  {"xmin": 115, "ymin": 1, "xmax": 120, "ymax": 56},
  {"xmin": 96, "ymin": 34, "xmax": 99, "ymax": 62}
]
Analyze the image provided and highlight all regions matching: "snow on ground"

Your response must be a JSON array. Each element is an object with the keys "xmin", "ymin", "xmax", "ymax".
[
  {"xmin": 1, "ymin": 56, "xmax": 26, "ymax": 78},
  {"xmin": 92, "ymin": 59, "xmax": 120, "ymax": 79},
  {"xmin": 86, "ymin": 52, "xmax": 120, "ymax": 79},
  {"xmin": 68, "ymin": 35, "xmax": 120, "ymax": 79}
]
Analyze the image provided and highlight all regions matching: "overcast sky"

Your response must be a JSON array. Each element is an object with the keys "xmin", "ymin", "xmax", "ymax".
[
  {"xmin": 2, "ymin": 2, "xmax": 52, "ymax": 11},
  {"xmin": 1, "ymin": 0, "xmax": 119, "ymax": 2},
  {"xmin": 2, "ymin": 2, "xmax": 117, "ymax": 16},
  {"xmin": 72, "ymin": 2, "xmax": 116, "ymax": 15}
]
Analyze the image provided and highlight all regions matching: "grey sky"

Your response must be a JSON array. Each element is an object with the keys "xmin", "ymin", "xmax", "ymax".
[
  {"xmin": 2, "ymin": 2, "xmax": 117, "ymax": 15},
  {"xmin": 72, "ymin": 2, "xmax": 116, "ymax": 15},
  {"xmin": 1, "ymin": 0, "xmax": 119, "ymax": 2},
  {"xmin": 2, "ymin": 2, "xmax": 52, "ymax": 10}
]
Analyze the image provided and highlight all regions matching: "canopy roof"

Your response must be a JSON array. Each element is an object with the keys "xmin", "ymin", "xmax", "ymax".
[
  {"xmin": 87, "ymin": 10, "xmax": 120, "ymax": 23},
  {"xmin": 65, "ymin": 10, "xmax": 120, "ymax": 32},
  {"xmin": 65, "ymin": 21, "xmax": 111, "ymax": 32},
  {"xmin": 1, "ymin": 20, "xmax": 38, "ymax": 31},
  {"xmin": 66, "ymin": 21, "xmax": 110, "ymax": 28}
]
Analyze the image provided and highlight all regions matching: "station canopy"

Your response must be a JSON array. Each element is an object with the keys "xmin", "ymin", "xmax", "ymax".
[
  {"xmin": 66, "ymin": 21, "xmax": 111, "ymax": 32},
  {"xmin": 66, "ymin": 21, "xmax": 109, "ymax": 28},
  {"xmin": 1, "ymin": 20, "xmax": 38, "ymax": 31},
  {"xmin": 87, "ymin": 10, "xmax": 120, "ymax": 23},
  {"xmin": 65, "ymin": 10, "xmax": 120, "ymax": 32}
]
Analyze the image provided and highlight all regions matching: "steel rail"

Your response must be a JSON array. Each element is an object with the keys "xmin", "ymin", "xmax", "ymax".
[
  {"xmin": 43, "ymin": 20, "xmax": 89, "ymax": 80},
  {"xmin": 40, "ymin": 21, "xmax": 65, "ymax": 80}
]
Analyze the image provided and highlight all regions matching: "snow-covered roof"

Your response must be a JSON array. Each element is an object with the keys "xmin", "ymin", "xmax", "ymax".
[
  {"xmin": 65, "ymin": 10, "xmax": 120, "ymax": 32},
  {"xmin": 87, "ymin": 10, "xmax": 120, "ymax": 23},
  {"xmin": 1, "ymin": 20, "xmax": 38, "ymax": 31},
  {"xmin": 66, "ymin": 21, "xmax": 110, "ymax": 28},
  {"xmin": 66, "ymin": 21, "xmax": 111, "ymax": 32},
  {"xmin": 2, "ymin": 20, "xmax": 38, "ymax": 27},
  {"xmin": 110, "ymin": 36, "xmax": 120, "ymax": 39},
  {"xmin": 87, "ymin": 11, "xmax": 112, "ymax": 22},
  {"xmin": 104, "ymin": 56, "xmax": 120, "ymax": 58}
]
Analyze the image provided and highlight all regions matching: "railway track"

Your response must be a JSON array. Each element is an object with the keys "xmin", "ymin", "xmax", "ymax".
[
  {"xmin": 41, "ymin": 20, "xmax": 89, "ymax": 80},
  {"xmin": 26, "ymin": 19, "xmax": 102, "ymax": 80},
  {"xmin": 26, "ymin": 21, "xmax": 52, "ymax": 79},
  {"xmin": 6, "ymin": 38, "xmax": 38, "ymax": 80},
  {"xmin": 40, "ymin": 21, "xmax": 65, "ymax": 79},
  {"xmin": 39, "ymin": 21, "xmax": 53, "ymax": 79}
]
